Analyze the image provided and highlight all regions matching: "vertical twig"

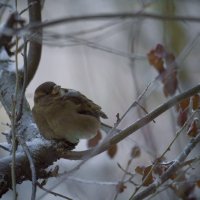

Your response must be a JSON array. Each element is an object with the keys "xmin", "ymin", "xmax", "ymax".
[
  {"xmin": 20, "ymin": 37, "xmax": 37, "ymax": 200},
  {"xmin": 11, "ymin": 13, "xmax": 19, "ymax": 200},
  {"xmin": 11, "ymin": 96, "xmax": 17, "ymax": 200},
  {"xmin": 11, "ymin": 2, "xmax": 19, "ymax": 199},
  {"xmin": 113, "ymin": 159, "xmax": 133, "ymax": 200}
]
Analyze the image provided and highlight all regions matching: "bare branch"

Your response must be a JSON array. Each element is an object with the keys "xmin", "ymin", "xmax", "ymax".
[
  {"xmin": 25, "ymin": 0, "xmax": 42, "ymax": 87},
  {"xmin": 37, "ymin": 181, "xmax": 73, "ymax": 200},
  {"xmin": 22, "ymin": 12, "xmax": 200, "ymax": 32}
]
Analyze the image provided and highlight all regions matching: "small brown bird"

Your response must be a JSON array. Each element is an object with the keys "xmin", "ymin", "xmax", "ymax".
[{"xmin": 32, "ymin": 82, "xmax": 107, "ymax": 144}]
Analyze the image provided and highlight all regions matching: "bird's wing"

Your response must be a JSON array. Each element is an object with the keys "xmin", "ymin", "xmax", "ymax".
[{"xmin": 60, "ymin": 88, "xmax": 108, "ymax": 119}]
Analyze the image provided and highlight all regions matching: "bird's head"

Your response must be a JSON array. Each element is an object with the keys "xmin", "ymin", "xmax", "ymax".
[{"xmin": 34, "ymin": 81, "xmax": 57, "ymax": 103}]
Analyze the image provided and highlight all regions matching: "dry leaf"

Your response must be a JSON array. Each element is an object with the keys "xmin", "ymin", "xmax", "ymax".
[
  {"xmin": 116, "ymin": 182, "xmax": 127, "ymax": 193},
  {"xmin": 179, "ymin": 98, "xmax": 190, "ymax": 111},
  {"xmin": 87, "ymin": 130, "xmax": 102, "ymax": 148},
  {"xmin": 192, "ymin": 94, "xmax": 200, "ymax": 110},
  {"xmin": 147, "ymin": 44, "xmax": 178, "ymax": 97},
  {"xmin": 131, "ymin": 146, "xmax": 141, "ymax": 158},
  {"xmin": 187, "ymin": 120, "xmax": 198, "ymax": 138},
  {"xmin": 196, "ymin": 180, "xmax": 200, "ymax": 188},
  {"xmin": 147, "ymin": 44, "xmax": 165, "ymax": 73},
  {"xmin": 142, "ymin": 166, "xmax": 154, "ymax": 186},
  {"xmin": 162, "ymin": 67, "xmax": 178, "ymax": 97},
  {"xmin": 135, "ymin": 165, "xmax": 154, "ymax": 186},
  {"xmin": 135, "ymin": 166, "xmax": 145, "ymax": 175},
  {"xmin": 177, "ymin": 110, "xmax": 188, "ymax": 127},
  {"xmin": 107, "ymin": 144, "xmax": 118, "ymax": 158}
]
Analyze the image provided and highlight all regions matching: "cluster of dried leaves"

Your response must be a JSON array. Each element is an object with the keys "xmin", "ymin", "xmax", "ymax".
[
  {"xmin": 148, "ymin": 44, "xmax": 178, "ymax": 97},
  {"xmin": 148, "ymin": 44, "xmax": 200, "ymax": 138},
  {"xmin": 177, "ymin": 94, "xmax": 200, "ymax": 137}
]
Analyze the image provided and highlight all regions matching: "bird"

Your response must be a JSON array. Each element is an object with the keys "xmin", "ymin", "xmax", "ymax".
[{"xmin": 32, "ymin": 82, "xmax": 107, "ymax": 144}]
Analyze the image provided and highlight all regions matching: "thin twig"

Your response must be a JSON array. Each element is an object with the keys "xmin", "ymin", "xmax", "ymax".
[
  {"xmin": 65, "ymin": 20, "xmax": 123, "ymax": 37},
  {"xmin": 16, "ymin": 38, "xmax": 37, "ymax": 200},
  {"xmin": 37, "ymin": 182, "xmax": 73, "ymax": 200},
  {"xmin": 17, "ymin": 38, "xmax": 28, "ymax": 120},
  {"xmin": 0, "ymin": 144, "xmax": 11, "ymax": 152},
  {"xmin": 112, "ymin": 82, "xmax": 152, "ymax": 133},
  {"xmin": 38, "ymin": 31, "xmax": 144, "ymax": 60},
  {"xmin": 17, "ymin": 135, "xmax": 37, "ymax": 200},
  {"xmin": 67, "ymin": 176, "xmax": 123, "ymax": 186},
  {"xmin": 3, "ymin": 12, "xmax": 200, "ymax": 39},
  {"xmin": 22, "ymin": 12, "xmax": 200, "ymax": 32},
  {"xmin": 114, "ymin": 159, "xmax": 134, "ymax": 200},
  {"xmin": 19, "ymin": 1, "xmax": 37, "ymax": 15},
  {"xmin": 110, "ymin": 84, "xmax": 200, "ymax": 145},
  {"xmin": 11, "ymin": 28, "xmax": 19, "ymax": 200}
]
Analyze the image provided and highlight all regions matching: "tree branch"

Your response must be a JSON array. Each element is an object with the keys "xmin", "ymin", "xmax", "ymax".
[
  {"xmin": 23, "ymin": 12, "xmax": 200, "ymax": 32},
  {"xmin": 25, "ymin": 0, "xmax": 42, "ymax": 87}
]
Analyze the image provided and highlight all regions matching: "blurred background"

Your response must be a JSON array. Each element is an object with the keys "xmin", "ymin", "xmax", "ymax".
[{"xmin": 1, "ymin": 0, "xmax": 200, "ymax": 199}]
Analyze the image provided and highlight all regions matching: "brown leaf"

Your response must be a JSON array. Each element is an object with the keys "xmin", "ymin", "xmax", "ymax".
[
  {"xmin": 116, "ymin": 182, "xmax": 127, "ymax": 193},
  {"xmin": 187, "ymin": 120, "xmax": 198, "ymax": 138},
  {"xmin": 169, "ymin": 172, "xmax": 178, "ymax": 180},
  {"xmin": 171, "ymin": 181, "xmax": 195, "ymax": 199},
  {"xmin": 142, "ymin": 165, "xmax": 154, "ymax": 186},
  {"xmin": 196, "ymin": 180, "xmax": 200, "ymax": 188},
  {"xmin": 87, "ymin": 130, "xmax": 102, "ymax": 148},
  {"xmin": 107, "ymin": 144, "xmax": 118, "ymax": 158},
  {"xmin": 153, "ymin": 164, "xmax": 165, "ymax": 176},
  {"xmin": 148, "ymin": 44, "xmax": 178, "ymax": 97},
  {"xmin": 135, "ymin": 165, "xmax": 155, "ymax": 186},
  {"xmin": 131, "ymin": 146, "xmax": 141, "ymax": 158},
  {"xmin": 147, "ymin": 44, "xmax": 165, "ymax": 73},
  {"xmin": 179, "ymin": 98, "xmax": 190, "ymax": 111},
  {"xmin": 192, "ymin": 94, "xmax": 200, "ymax": 110},
  {"xmin": 177, "ymin": 110, "xmax": 188, "ymax": 127},
  {"xmin": 162, "ymin": 67, "xmax": 178, "ymax": 97},
  {"xmin": 135, "ymin": 166, "xmax": 145, "ymax": 175}
]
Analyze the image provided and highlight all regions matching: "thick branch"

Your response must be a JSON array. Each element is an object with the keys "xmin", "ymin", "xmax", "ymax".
[{"xmin": 26, "ymin": 0, "xmax": 42, "ymax": 87}]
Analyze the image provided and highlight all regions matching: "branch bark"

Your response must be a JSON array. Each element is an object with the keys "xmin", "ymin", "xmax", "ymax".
[{"xmin": 26, "ymin": 0, "xmax": 42, "ymax": 87}]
